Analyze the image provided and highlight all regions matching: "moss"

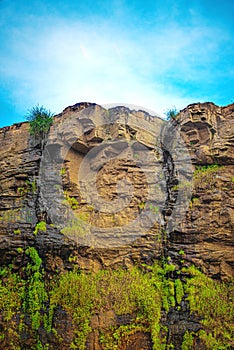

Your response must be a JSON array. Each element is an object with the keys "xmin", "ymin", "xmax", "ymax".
[
  {"xmin": 48, "ymin": 266, "xmax": 163, "ymax": 349},
  {"xmin": 17, "ymin": 180, "xmax": 37, "ymax": 196},
  {"xmin": 13, "ymin": 229, "xmax": 21, "ymax": 235},
  {"xmin": 100, "ymin": 324, "xmax": 148, "ymax": 350},
  {"xmin": 138, "ymin": 201, "xmax": 146, "ymax": 210},
  {"xmin": 0, "ymin": 267, "xmax": 24, "ymax": 347},
  {"xmin": 48, "ymin": 272, "xmax": 93, "ymax": 349},
  {"xmin": 16, "ymin": 247, "xmax": 24, "ymax": 253},
  {"xmin": 34, "ymin": 221, "xmax": 47, "ymax": 235},
  {"xmin": 190, "ymin": 197, "xmax": 200, "ymax": 207},
  {"xmin": 184, "ymin": 266, "xmax": 234, "ymax": 349},
  {"xmin": 27, "ymin": 180, "xmax": 37, "ymax": 194},
  {"xmin": 161, "ymin": 280, "xmax": 175, "ymax": 312},
  {"xmin": 59, "ymin": 167, "xmax": 66, "ymax": 176},
  {"xmin": 17, "ymin": 186, "xmax": 27, "ymax": 195},
  {"xmin": 174, "ymin": 278, "xmax": 184, "ymax": 305},
  {"xmin": 0, "ymin": 259, "xmax": 233, "ymax": 349},
  {"xmin": 63, "ymin": 191, "xmax": 79, "ymax": 210},
  {"xmin": 197, "ymin": 329, "xmax": 232, "ymax": 350},
  {"xmin": 23, "ymin": 246, "xmax": 49, "ymax": 350},
  {"xmin": 181, "ymin": 331, "xmax": 194, "ymax": 350}
]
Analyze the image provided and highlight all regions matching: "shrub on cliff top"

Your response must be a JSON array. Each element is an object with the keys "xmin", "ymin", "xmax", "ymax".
[
  {"xmin": 26, "ymin": 105, "xmax": 53, "ymax": 137},
  {"xmin": 165, "ymin": 107, "xmax": 178, "ymax": 120}
]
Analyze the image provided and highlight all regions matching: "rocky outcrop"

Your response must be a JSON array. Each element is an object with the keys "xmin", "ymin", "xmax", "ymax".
[
  {"xmin": 0, "ymin": 101, "xmax": 233, "ymax": 278},
  {"xmin": 168, "ymin": 103, "xmax": 234, "ymax": 278},
  {"xmin": 167, "ymin": 102, "xmax": 234, "ymax": 280},
  {"xmin": 0, "ymin": 101, "xmax": 233, "ymax": 349}
]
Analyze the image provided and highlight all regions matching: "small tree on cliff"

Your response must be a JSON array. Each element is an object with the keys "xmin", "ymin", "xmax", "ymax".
[
  {"xmin": 165, "ymin": 107, "xmax": 178, "ymax": 121},
  {"xmin": 26, "ymin": 105, "xmax": 53, "ymax": 138}
]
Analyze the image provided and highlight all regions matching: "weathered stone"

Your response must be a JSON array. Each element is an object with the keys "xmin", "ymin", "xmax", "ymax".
[{"xmin": 0, "ymin": 101, "xmax": 233, "ymax": 349}]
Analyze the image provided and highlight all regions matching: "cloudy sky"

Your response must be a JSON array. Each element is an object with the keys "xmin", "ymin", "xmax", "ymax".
[{"xmin": 0, "ymin": 0, "xmax": 233, "ymax": 127}]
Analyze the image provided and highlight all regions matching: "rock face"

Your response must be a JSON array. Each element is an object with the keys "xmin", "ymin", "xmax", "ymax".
[
  {"xmin": 0, "ymin": 101, "xmax": 233, "ymax": 278},
  {"xmin": 166, "ymin": 102, "xmax": 234, "ymax": 280},
  {"xmin": 0, "ymin": 101, "xmax": 233, "ymax": 349}
]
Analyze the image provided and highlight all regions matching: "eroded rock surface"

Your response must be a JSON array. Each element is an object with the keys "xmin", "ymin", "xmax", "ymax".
[{"xmin": 0, "ymin": 101, "xmax": 233, "ymax": 349}]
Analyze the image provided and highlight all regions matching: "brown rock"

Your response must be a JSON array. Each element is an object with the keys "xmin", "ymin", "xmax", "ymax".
[{"xmin": 0, "ymin": 101, "xmax": 233, "ymax": 349}]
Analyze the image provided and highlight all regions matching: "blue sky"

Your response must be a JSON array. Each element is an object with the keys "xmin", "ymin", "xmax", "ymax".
[{"xmin": 0, "ymin": 0, "xmax": 233, "ymax": 127}]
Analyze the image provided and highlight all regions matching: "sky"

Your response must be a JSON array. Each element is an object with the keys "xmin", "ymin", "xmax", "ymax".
[{"xmin": 0, "ymin": 0, "xmax": 233, "ymax": 127}]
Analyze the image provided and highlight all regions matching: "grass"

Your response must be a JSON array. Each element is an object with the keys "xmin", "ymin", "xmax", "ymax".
[
  {"xmin": 0, "ymin": 251, "xmax": 233, "ymax": 350},
  {"xmin": 17, "ymin": 180, "xmax": 37, "ymax": 196},
  {"xmin": 59, "ymin": 167, "xmax": 66, "ymax": 176},
  {"xmin": 183, "ymin": 265, "xmax": 234, "ymax": 349},
  {"xmin": 61, "ymin": 215, "xmax": 90, "ymax": 238},
  {"xmin": 193, "ymin": 164, "xmax": 222, "ymax": 188},
  {"xmin": 26, "ymin": 105, "xmax": 53, "ymax": 138},
  {"xmin": 63, "ymin": 191, "xmax": 79, "ymax": 210}
]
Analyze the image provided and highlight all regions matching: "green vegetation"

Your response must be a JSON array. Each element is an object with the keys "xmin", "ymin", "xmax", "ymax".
[
  {"xmin": 0, "ymin": 209, "xmax": 22, "ymax": 223},
  {"xmin": 184, "ymin": 265, "xmax": 234, "ymax": 349},
  {"xmin": 138, "ymin": 201, "xmax": 146, "ymax": 210},
  {"xmin": 63, "ymin": 191, "xmax": 79, "ymax": 210},
  {"xmin": 26, "ymin": 105, "xmax": 53, "ymax": 137},
  {"xmin": 0, "ymin": 250, "xmax": 233, "ymax": 350},
  {"xmin": 34, "ymin": 221, "xmax": 47, "ymax": 235},
  {"xmin": 17, "ymin": 186, "xmax": 27, "ymax": 195},
  {"xmin": 16, "ymin": 247, "xmax": 24, "ymax": 253},
  {"xmin": 181, "ymin": 331, "xmax": 194, "ymax": 350},
  {"xmin": 193, "ymin": 164, "xmax": 222, "ymax": 187},
  {"xmin": 148, "ymin": 203, "xmax": 159, "ymax": 214},
  {"xmin": 17, "ymin": 180, "xmax": 37, "ymax": 196},
  {"xmin": 61, "ymin": 216, "xmax": 90, "ymax": 238},
  {"xmin": 195, "ymin": 164, "xmax": 221, "ymax": 173},
  {"xmin": 171, "ymin": 181, "xmax": 191, "ymax": 191},
  {"xmin": 99, "ymin": 324, "xmax": 148, "ymax": 350},
  {"xmin": 13, "ymin": 229, "xmax": 21, "ymax": 235},
  {"xmin": 24, "ymin": 247, "xmax": 48, "ymax": 332},
  {"xmin": 174, "ymin": 278, "xmax": 184, "ymax": 305},
  {"xmin": 189, "ymin": 197, "xmax": 200, "ymax": 209},
  {"xmin": 86, "ymin": 204, "xmax": 95, "ymax": 211},
  {"xmin": 27, "ymin": 180, "xmax": 37, "ymax": 193},
  {"xmin": 165, "ymin": 108, "xmax": 179, "ymax": 121},
  {"xmin": 0, "ymin": 267, "xmax": 25, "ymax": 348},
  {"xmin": 59, "ymin": 167, "xmax": 66, "ymax": 176}
]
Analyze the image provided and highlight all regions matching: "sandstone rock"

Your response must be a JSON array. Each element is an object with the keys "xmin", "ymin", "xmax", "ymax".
[{"xmin": 0, "ymin": 101, "xmax": 233, "ymax": 350}]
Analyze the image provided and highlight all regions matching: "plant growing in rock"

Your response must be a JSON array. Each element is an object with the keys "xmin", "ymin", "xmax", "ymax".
[
  {"xmin": 17, "ymin": 180, "xmax": 37, "ymax": 196},
  {"xmin": 34, "ymin": 221, "xmax": 47, "ymax": 235},
  {"xmin": 26, "ymin": 105, "xmax": 53, "ymax": 138},
  {"xmin": 63, "ymin": 191, "xmax": 79, "ymax": 210},
  {"xmin": 138, "ymin": 201, "xmax": 146, "ymax": 211},
  {"xmin": 60, "ymin": 167, "xmax": 66, "ymax": 176},
  {"xmin": 13, "ymin": 229, "xmax": 21, "ymax": 235},
  {"xmin": 165, "ymin": 108, "xmax": 178, "ymax": 121},
  {"xmin": 183, "ymin": 265, "xmax": 234, "ymax": 349},
  {"xmin": 61, "ymin": 216, "xmax": 89, "ymax": 238},
  {"xmin": 181, "ymin": 331, "xmax": 194, "ymax": 350}
]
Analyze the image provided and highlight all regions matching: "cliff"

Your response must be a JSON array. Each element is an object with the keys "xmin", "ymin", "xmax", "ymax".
[{"xmin": 0, "ymin": 102, "xmax": 233, "ymax": 349}]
